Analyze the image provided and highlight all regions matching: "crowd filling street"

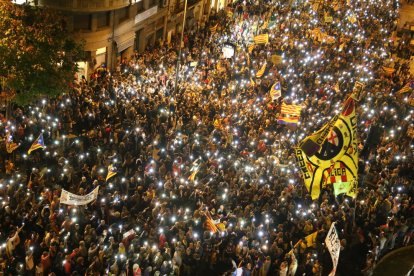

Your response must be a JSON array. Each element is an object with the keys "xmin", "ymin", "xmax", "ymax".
[{"xmin": 1, "ymin": 0, "xmax": 414, "ymax": 275}]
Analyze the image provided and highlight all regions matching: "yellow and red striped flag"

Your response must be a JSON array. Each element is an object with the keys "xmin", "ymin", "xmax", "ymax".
[
  {"xmin": 247, "ymin": 44, "xmax": 255, "ymax": 54},
  {"xmin": 205, "ymin": 210, "xmax": 218, "ymax": 233},
  {"xmin": 277, "ymin": 102, "xmax": 302, "ymax": 126},
  {"xmin": 188, "ymin": 167, "xmax": 199, "ymax": 181},
  {"xmin": 255, "ymin": 62, "xmax": 266, "ymax": 78},
  {"xmin": 254, "ymin": 33, "xmax": 269, "ymax": 45}
]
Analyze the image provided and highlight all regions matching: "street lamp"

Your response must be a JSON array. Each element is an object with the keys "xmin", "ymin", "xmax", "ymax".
[{"xmin": 174, "ymin": 0, "xmax": 188, "ymax": 94}]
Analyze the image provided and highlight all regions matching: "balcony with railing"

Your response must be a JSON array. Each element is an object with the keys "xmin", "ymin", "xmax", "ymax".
[{"xmin": 39, "ymin": 0, "xmax": 131, "ymax": 12}]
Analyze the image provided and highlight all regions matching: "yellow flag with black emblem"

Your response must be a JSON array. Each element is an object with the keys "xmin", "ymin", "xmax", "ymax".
[{"xmin": 295, "ymin": 96, "xmax": 358, "ymax": 200}]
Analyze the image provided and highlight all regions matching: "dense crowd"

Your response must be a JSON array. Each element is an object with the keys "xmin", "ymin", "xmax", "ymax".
[{"xmin": 0, "ymin": 0, "xmax": 413, "ymax": 275}]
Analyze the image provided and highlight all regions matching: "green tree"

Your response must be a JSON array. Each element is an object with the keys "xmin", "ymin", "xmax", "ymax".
[{"xmin": 0, "ymin": 0, "xmax": 84, "ymax": 104}]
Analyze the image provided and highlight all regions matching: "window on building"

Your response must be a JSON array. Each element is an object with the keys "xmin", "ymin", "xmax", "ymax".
[
  {"xmin": 73, "ymin": 14, "xmax": 91, "ymax": 31},
  {"xmin": 136, "ymin": 1, "xmax": 144, "ymax": 13},
  {"xmin": 149, "ymin": 0, "xmax": 157, "ymax": 8},
  {"xmin": 156, "ymin": 17, "xmax": 164, "ymax": 28},
  {"xmin": 118, "ymin": 7, "xmax": 129, "ymax": 23},
  {"xmin": 97, "ymin": 12, "xmax": 110, "ymax": 28}
]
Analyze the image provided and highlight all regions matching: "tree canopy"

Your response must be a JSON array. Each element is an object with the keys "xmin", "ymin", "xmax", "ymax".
[{"xmin": 0, "ymin": 0, "xmax": 84, "ymax": 104}]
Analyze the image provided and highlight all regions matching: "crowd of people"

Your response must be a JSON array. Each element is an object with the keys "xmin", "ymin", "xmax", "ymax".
[{"xmin": 0, "ymin": 0, "xmax": 413, "ymax": 275}]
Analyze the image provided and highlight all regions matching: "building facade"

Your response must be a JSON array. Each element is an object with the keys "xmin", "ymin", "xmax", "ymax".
[
  {"xmin": 31, "ymin": 0, "xmax": 227, "ymax": 77},
  {"xmin": 25, "ymin": 0, "xmax": 228, "ymax": 78}
]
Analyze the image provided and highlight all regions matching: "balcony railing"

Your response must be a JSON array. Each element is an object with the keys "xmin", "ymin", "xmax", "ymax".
[{"xmin": 39, "ymin": 0, "xmax": 131, "ymax": 12}]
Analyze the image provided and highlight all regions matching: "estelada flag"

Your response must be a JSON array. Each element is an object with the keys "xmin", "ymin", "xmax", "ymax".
[
  {"xmin": 269, "ymin": 82, "xmax": 282, "ymax": 101},
  {"xmin": 106, "ymin": 164, "xmax": 117, "ymax": 181},
  {"xmin": 6, "ymin": 133, "xmax": 20, "ymax": 153},
  {"xmin": 188, "ymin": 163, "xmax": 199, "ymax": 181},
  {"xmin": 295, "ymin": 96, "xmax": 357, "ymax": 200},
  {"xmin": 397, "ymin": 81, "xmax": 414, "ymax": 94},
  {"xmin": 28, "ymin": 133, "xmax": 45, "ymax": 154},
  {"xmin": 255, "ymin": 62, "xmax": 266, "ymax": 78},
  {"xmin": 254, "ymin": 33, "xmax": 269, "ymax": 44}
]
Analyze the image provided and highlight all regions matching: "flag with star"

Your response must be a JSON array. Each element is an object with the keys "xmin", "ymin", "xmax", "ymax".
[
  {"xmin": 6, "ymin": 133, "xmax": 20, "ymax": 153},
  {"xmin": 269, "ymin": 82, "xmax": 282, "ymax": 101},
  {"xmin": 295, "ymin": 96, "xmax": 358, "ymax": 199},
  {"xmin": 28, "ymin": 133, "xmax": 45, "ymax": 154},
  {"xmin": 397, "ymin": 81, "xmax": 414, "ymax": 94},
  {"xmin": 106, "ymin": 164, "xmax": 117, "ymax": 181}
]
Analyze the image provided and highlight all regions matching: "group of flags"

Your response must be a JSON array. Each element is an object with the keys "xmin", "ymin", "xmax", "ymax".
[
  {"xmin": 289, "ymin": 224, "xmax": 340, "ymax": 276},
  {"xmin": 5, "ymin": 132, "xmax": 118, "ymax": 183},
  {"xmin": 310, "ymin": 28, "xmax": 336, "ymax": 44},
  {"xmin": 295, "ymin": 95, "xmax": 358, "ymax": 200},
  {"xmin": 5, "ymin": 132, "xmax": 45, "ymax": 155}
]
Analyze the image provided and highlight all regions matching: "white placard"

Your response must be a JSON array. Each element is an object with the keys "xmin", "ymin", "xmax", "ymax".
[
  {"xmin": 325, "ymin": 222, "xmax": 341, "ymax": 276},
  {"xmin": 60, "ymin": 186, "xmax": 99, "ymax": 206},
  {"xmin": 222, "ymin": 45, "xmax": 235, "ymax": 58}
]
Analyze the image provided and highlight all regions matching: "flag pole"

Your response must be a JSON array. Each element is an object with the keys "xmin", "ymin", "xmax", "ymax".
[{"xmin": 174, "ymin": 0, "xmax": 188, "ymax": 94}]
